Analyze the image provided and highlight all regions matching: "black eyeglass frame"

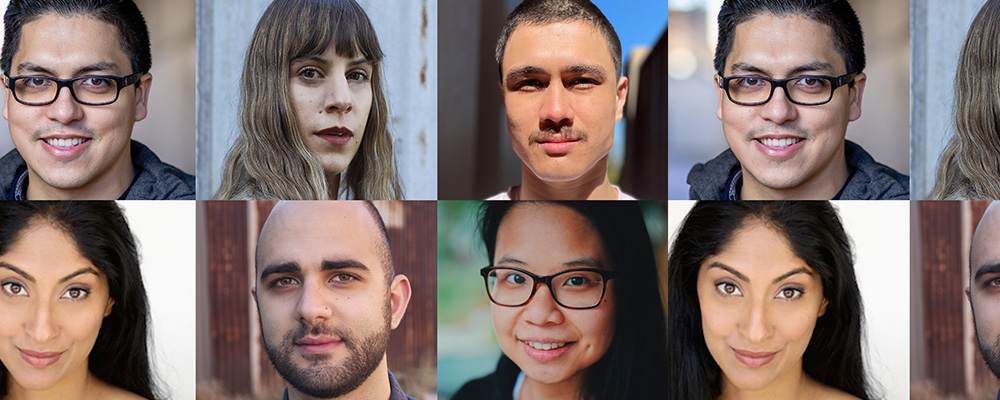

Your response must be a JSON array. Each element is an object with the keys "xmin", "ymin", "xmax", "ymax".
[
  {"xmin": 3, "ymin": 73, "xmax": 143, "ymax": 106},
  {"xmin": 479, "ymin": 265, "xmax": 618, "ymax": 310},
  {"xmin": 717, "ymin": 72, "xmax": 857, "ymax": 106}
]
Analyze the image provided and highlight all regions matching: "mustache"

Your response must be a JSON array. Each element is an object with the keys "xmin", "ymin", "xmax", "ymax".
[
  {"xmin": 284, "ymin": 322, "xmax": 352, "ymax": 347},
  {"xmin": 528, "ymin": 127, "xmax": 589, "ymax": 143},
  {"xmin": 31, "ymin": 124, "xmax": 97, "ymax": 140},
  {"xmin": 744, "ymin": 124, "xmax": 812, "ymax": 141}
]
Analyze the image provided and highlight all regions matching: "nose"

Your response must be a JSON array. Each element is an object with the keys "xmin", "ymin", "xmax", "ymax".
[
  {"xmin": 323, "ymin": 75, "xmax": 353, "ymax": 114},
  {"xmin": 26, "ymin": 299, "xmax": 58, "ymax": 343},
  {"xmin": 296, "ymin": 279, "xmax": 333, "ymax": 324},
  {"xmin": 739, "ymin": 298, "xmax": 773, "ymax": 343},
  {"xmin": 538, "ymin": 85, "xmax": 574, "ymax": 131},
  {"xmin": 44, "ymin": 86, "xmax": 85, "ymax": 125},
  {"xmin": 759, "ymin": 86, "xmax": 797, "ymax": 125},
  {"xmin": 522, "ymin": 283, "xmax": 564, "ymax": 325}
]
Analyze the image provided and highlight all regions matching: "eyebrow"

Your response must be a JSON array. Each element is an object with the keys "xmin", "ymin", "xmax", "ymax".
[
  {"xmin": 729, "ymin": 61, "xmax": 835, "ymax": 77},
  {"xmin": 563, "ymin": 64, "xmax": 607, "ymax": 81},
  {"xmin": 706, "ymin": 262, "xmax": 813, "ymax": 284},
  {"xmin": 975, "ymin": 263, "xmax": 1000, "ymax": 282},
  {"xmin": 259, "ymin": 261, "xmax": 300, "ymax": 281},
  {"xmin": 291, "ymin": 56, "xmax": 372, "ymax": 68},
  {"xmin": 494, "ymin": 256, "xmax": 606, "ymax": 271},
  {"xmin": 0, "ymin": 263, "xmax": 99, "ymax": 284},
  {"xmin": 16, "ymin": 61, "xmax": 121, "ymax": 77},
  {"xmin": 504, "ymin": 66, "xmax": 545, "ymax": 84},
  {"xmin": 321, "ymin": 259, "xmax": 371, "ymax": 273}
]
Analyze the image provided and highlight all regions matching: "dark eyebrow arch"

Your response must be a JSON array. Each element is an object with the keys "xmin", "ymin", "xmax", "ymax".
[
  {"xmin": 495, "ymin": 256, "xmax": 527, "ymax": 267},
  {"xmin": 505, "ymin": 66, "xmax": 545, "ymax": 84},
  {"xmin": 771, "ymin": 267, "xmax": 813, "ymax": 284},
  {"xmin": 321, "ymin": 259, "xmax": 370, "ymax": 273},
  {"xmin": 16, "ymin": 61, "xmax": 120, "ymax": 77},
  {"xmin": 291, "ymin": 55, "xmax": 329, "ymax": 65},
  {"xmin": 563, "ymin": 64, "xmax": 606, "ymax": 81},
  {"xmin": 707, "ymin": 262, "xmax": 749, "ymax": 282},
  {"xmin": 729, "ymin": 62, "xmax": 770, "ymax": 76},
  {"xmin": 787, "ymin": 62, "xmax": 834, "ymax": 76},
  {"xmin": 975, "ymin": 263, "xmax": 1000, "ymax": 282},
  {"xmin": 0, "ymin": 262, "xmax": 35, "ymax": 283},
  {"xmin": 58, "ymin": 267, "xmax": 100, "ymax": 284},
  {"xmin": 260, "ymin": 262, "xmax": 300, "ymax": 281},
  {"xmin": 563, "ymin": 257, "xmax": 605, "ymax": 270}
]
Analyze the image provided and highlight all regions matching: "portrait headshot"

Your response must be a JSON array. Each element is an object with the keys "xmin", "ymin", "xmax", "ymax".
[
  {"xmin": 196, "ymin": 201, "xmax": 436, "ymax": 399},
  {"xmin": 666, "ymin": 201, "xmax": 908, "ymax": 399},
  {"xmin": 197, "ymin": 0, "xmax": 437, "ymax": 200},
  {"xmin": 0, "ymin": 0, "xmax": 195, "ymax": 200},
  {"xmin": 667, "ymin": 0, "xmax": 909, "ymax": 200},
  {"xmin": 437, "ymin": 201, "xmax": 667, "ymax": 399},
  {"xmin": 438, "ymin": 0, "xmax": 667, "ymax": 200},
  {"xmin": 914, "ymin": 0, "xmax": 1000, "ymax": 199},
  {"xmin": 911, "ymin": 201, "xmax": 1000, "ymax": 398},
  {"xmin": 0, "ymin": 201, "xmax": 196, "ymax": 399}
]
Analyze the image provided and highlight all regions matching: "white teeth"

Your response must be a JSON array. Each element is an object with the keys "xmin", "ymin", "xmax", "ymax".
[
  {"xmin": 759, "ymin": 138, "xmax": 802, "ymax": 149},
  {"xmin": 45, "ymin": 138, "xmax": 86, "ymax": 148},
  {"xmin": 525, "ymin": 341, "xmax": 567, "ymax": 350}
]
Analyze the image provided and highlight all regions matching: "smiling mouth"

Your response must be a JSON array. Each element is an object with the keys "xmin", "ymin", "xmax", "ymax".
[
  {"xmin": 756, "ymin": 137, "xmax": 803, "ymax": 149},
  {"xmin": 523, "ymin": 340, "xmax": 569, "ymax": 350},
  {"xmin": 43, "ymin": 137, "xmax": 90, "ymax": 149}
]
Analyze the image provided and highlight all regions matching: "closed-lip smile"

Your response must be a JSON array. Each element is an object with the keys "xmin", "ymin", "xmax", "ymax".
[
  {"xmin": 732, "ymin": 347, "xmax": 777, "ymax": 368},
  {"xmin": 19, "ymin": 348, "xmax": 64, "ymax": 368}
]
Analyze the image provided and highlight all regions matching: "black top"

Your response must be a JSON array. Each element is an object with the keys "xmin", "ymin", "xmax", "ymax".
[{"xmin": 452, "ymin": 356, "xmax": 521, "ymax": 400}]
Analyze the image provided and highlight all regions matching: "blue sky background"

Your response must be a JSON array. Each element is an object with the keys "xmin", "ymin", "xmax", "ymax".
[{"xmin": 594, "ymin": 0, "xmax": 668, "ymax": 68}]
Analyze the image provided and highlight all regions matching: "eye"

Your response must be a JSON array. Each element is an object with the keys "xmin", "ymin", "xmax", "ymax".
[
  {"xmin": 570, "ymin": 78, "xmax": 597, "ymax": 89},
  {"xmin": 1, "ymin": 282, "xmax": 27, "ymax": 297},
  {"xmin": 81, "ymin": 77, "xmax": 111, "ymax": 88},
  {"xmin": 503, "ymin": 271, "xmax": 528, "ymax": 285},
  {"xmin": 23, "ymin": 77, "xmax": 51, "ymax": 88},
  {"xmin": 347, "ymin": 70, "xmax": 370, "ymax": 82},
  {"xmin": 736, "ymin": 77, "xmax": 764, "ymax": 87},
  {"xmin": 715, "ymin": 281, "xmax": 742, "ymax": 297},
  {"xmin": 330, "ymin": 273, "xmax": 356, "ymax": 283},
  {"xmin": 298, "ymin": 67, "xmax": 323, "ymax": 80},
  {"xmin": 776, "ymin": 287, "xmax": 803, "ymax": 300},
  {"xmin": 61, "ymin": 287, "xmax": 90, "ymax": 300},
  {"xmin": 271, "ymin": 276, "xmax": 299, "ymax": 289},
  {"xmin": 515, "ymin": 79, "xmax": 543, "ymax": 91}
]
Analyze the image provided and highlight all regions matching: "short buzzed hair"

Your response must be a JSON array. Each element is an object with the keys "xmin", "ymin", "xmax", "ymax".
[{"xmin": 495, "ymin": 0, "xmax": 622, "ymax": 79}]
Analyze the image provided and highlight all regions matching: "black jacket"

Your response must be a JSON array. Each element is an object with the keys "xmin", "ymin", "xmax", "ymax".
[
  {"xmin": 453, "ymin": 356, "xmax": 521, "ymax": 400},
  {"xmin": 686, "ymin": 140, "xmax": 909, "ymax": 200}
]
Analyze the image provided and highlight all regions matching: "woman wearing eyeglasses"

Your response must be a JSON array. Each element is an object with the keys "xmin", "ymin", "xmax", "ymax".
[{"xmin": 453, "ymin": 201, "xmax": 666, "ymax": 400}]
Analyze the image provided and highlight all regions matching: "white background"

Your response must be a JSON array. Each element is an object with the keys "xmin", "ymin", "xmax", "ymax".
[
  {"xmin": 667, "ymin": 200, "xmax": 910, "ymax": 400},
  {"xmin": 119, "ymin": 201, "xmax": 196, "ymax": 400}
]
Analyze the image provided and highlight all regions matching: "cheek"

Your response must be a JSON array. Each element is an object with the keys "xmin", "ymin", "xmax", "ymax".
[{"xmin": 489, "ymin": 305, "xmax": 518, "ymax": 341}]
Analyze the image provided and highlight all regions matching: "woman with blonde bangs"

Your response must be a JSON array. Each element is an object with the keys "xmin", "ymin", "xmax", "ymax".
[
  {"xmin": 929, "ymin": 0, "xmax": 1000, "ymax": 200},
  {"xmin": 215, "ymin": 0, "xmax": 403, "ymax": 200}
]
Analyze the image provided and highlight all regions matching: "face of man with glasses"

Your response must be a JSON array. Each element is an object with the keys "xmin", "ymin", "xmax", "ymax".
[
  {"xmin": 716, "ymin": 13, "xmax": 866, "ymax": 199},
  {"xmin": 484, "ymin": 203, "xmax": 616, "ymax": 387},
  {"xmin": 1, "ymin": 13, "xmax": 151, "ymax": 198}
]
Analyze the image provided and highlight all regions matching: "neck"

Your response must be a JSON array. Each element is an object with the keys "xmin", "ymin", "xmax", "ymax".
[
  {"xmin": 25, "ymin": 150, "xmax": 134, "ymax": 200},
  {"xmin": 516, "ymin": 158, "xmax": 617, "ymax": 200},
  {"xmin": 6, "ymin": 361, "xmax": 103, "ymax": 400},
  {"xmin": 288, "ymin": 356, "xmax": 391, "ymax": 400},
  {"xmin": 326, "ymin": 172, "xmax": 341, "ymax": 200},
  {"xmin": 718, "ymin": 360, "xmax": 814, "ymax": 400},
  {"xmin": 520, "ymin": 372, "xmax": 583, "ymax": 400},
  {"xmin": 740, "ymin": 144, "xmax": 848, "ymax": 200}
]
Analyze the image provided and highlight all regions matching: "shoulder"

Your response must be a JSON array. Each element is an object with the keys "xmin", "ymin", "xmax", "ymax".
[
  {"xmin": 486, "ymin": 187, "xmax": 514, "ymax": 200},
  {"xmin": 842, "ymin": 140, "xmax": 909, "ymax": 200},
  {"xmin": 128, "ymin": 140, "xmax": 196, "ymax": 200},
  {"xmin": 686, "ymin": 149, "xmax": 739, "ymax": 200},
  {"xmin": 95, "ymin": 383, "xmax": 148, "ymax": 400},
  {"xmin": 0, "ymin": 148, "xmax": 25, "ymax": 197},
  {"xmin": 813, "ymin": 385, "xmax": 862, "ymax": 400},
  {"xmin": 454, "ymin": 374, "xmax": 504, "ymax": 400}
]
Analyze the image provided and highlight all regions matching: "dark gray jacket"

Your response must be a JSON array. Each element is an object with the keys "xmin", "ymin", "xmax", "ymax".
[
  {"xmin": 0, "ymin": 140, "xmax": 195, "ymax": 200},
  {"xmin": 687, "ymin": 140, "xmax": 909, "ymax": 200}
]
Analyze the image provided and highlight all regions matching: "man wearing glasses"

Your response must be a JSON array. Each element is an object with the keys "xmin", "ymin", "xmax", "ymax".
[
  {"xmin": 0, "ymin": 0, "xmax": 194, "ymax": 200},
  {"xmin": 687, "ymin": 0, "xmax": 908, "ymax": 200}
]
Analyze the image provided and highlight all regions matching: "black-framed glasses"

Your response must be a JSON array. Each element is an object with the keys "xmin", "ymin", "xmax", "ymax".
[
  {"xmin": 3, "ymin": 73, "xmax": 142, "ymax": 106},
  {"xmin": 480, "ymin": 266, "xmax": 617, "ymax": 309},
  {"xmin": 717, "ymin": 72, "xmax": 856, "ymax": 106}
]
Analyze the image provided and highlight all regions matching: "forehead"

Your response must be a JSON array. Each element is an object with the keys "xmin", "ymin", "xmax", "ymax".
[
  {"xmin": 702, "ymin": 222, "xmax": 812, "ymax": 280},
  {"xmin": 13, "ymin": 13, "xmax": 128, "ymax": 73},
  {"xmin": 495, "ymin": 204, "xmax": 606, "ymax": 269},
  {"xmin": 973, "ymin": 208, "xmax": 1000, "ymax": 268},
  {"xmin": 256, "ymin": 202, "xmax": 383, "ymax": 273},
  {"xmin": 726, "ymin": 14, "xmax": 844, "ymax": 75},
  {"xmin": 502, "ymin": 19, "xmax": 615, "ymax": 75}
]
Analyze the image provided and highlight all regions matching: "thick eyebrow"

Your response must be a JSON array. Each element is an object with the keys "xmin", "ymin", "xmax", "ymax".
[
  {"xmin": 321, "ymin": 259, "xmax": 371, "ymax": 273},
  {"xmin": 729, "ymin": 61, "xmax": 835, "ymax": 77},
  {"xmin": 504, "ymin": 65, "xmax": 545, "ymax": 84},
  {"xmin": 975, "ymin": 263, "xmax": 1000, "ymax": 283},
  {"xmin": 291, "ymin": 56, "xmax": 371, "ymax": 68},
  {"xmin": 0, "ymin": 262, "xmax": 35, "ymax": 283},
  {"xmin": 16, "ymin": 61, "xmax": 121, "ymax": 77},
  {"xmin": 707, "ymin": 262, "xmax": 812, "ymax": 284},
  {"xmin": 706, "ymin": 262, "xmax": 749, "ymax": 282},
  {"xmin": 563, "ymin": 64, "xmax": 607, "ymax": 81},
  {"xmin": 58, "ymin": 267, "xmax": 100, "ymax": 284},
  {"xmin": 771, "ymin": 267, "xmax": 813, "ymax": 284},
  {"xmin": 259, "ymin": 261, "xmax": 300, "ymax": 281}
]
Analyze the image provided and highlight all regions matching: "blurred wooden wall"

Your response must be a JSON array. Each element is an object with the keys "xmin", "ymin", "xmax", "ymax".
[{"xmin": 200, "ymin": 201, "xmax": 437, "ymax": 396}]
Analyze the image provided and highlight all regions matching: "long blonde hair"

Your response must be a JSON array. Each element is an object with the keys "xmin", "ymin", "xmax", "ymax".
[
  {"xmin": 215, "ymin": 0, "xmax": 403, "ymax": 200},
  {"xmin": 930, "ymin": 0, "xmax": 1000, "ymax": 200}
]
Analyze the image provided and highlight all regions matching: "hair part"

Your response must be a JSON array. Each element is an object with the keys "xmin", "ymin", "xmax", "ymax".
[
  {"xmin": 713, "ymin": 0, "xmax": 865, "ymax": 76},
  {"xmin": 0, "ymin": 202, "xmax": 155, "ymax": 399},
  {"xmin": 478, "ymin": 201, "xmax": 666, "ymax": 399},
  {"xmin": 929, "ymin": 0, "xmax": 1000, "ymax": 200},
  {"xmin": 1, "ymin": 0, "xmax": 151, "ymax": 76},
  {"xmin": 495, "ymin": 0, "xmax": 622, "ymax": 79},
  {"xmin": 667, "ymin": 201, "xmax": 871, "ymax": 400},
  {"xmin": 215, "ymin": 0, "xmax": 402, "ymax": 200}
]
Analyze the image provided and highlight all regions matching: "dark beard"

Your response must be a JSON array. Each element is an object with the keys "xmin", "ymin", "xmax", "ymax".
[
  {"xmin": 973, "ymin": 311, "xmax": 1000, "ymax": 379},
  {"xmin": 262, "ymin": 304, "xmax": 391, "ymax": 398}
]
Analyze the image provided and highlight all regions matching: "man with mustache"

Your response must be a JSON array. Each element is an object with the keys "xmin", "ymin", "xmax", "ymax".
[
  {"xmin": 253, "ymin": 201, "xmax": 415, "ymax": 400},
  {"xmin": 487, "ymin": 0, "xmax": 633, "ymax": 200},
  {"xmin": 969, "ymin": 201, "xmax": 1000, "ymax": 400},
  {"xmin": 686, "ymin": 0, "xmax": 908, "ymax": 200}
]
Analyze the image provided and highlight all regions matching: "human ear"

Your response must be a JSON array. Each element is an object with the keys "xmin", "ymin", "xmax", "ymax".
[
  {"xmin": 104, "ymin": 297, "xmax": 115, "ymax": 317},
  {"xmin": 614, "ymin": 76, "xmax": 628, "ymax": 123},
  {"xmin": 388, "ymin": 274, "xmax": 412, "ymax": 330},
  {"xmin": 847, "ymin": 72, "xmax": 866, "ymax": 121},
  {"xmin": 818, "ymin": 297, "xmax": 829, "ymax": 317},
  {"xmin": 133, "ymin": 73, "xmax": 153, "ymax": 122},
  {"xmin": 715, "ymin": 74, "xmax": 725, "ymax": 121}
]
